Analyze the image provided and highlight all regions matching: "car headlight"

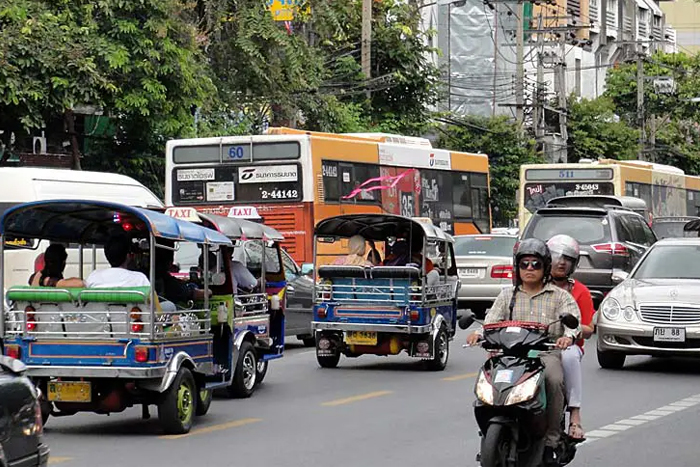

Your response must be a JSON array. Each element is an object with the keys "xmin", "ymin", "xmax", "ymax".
[
  {"xmin": 601, "ymin": 298, "xmax": 621, "ymax": 321},
  {"xmin": 505, "ymin": 373, "xmax": 541, "ymax": 406},
  {"xmin": 475, "ymin": 370, "xmax": 494, "ymax": 405},
  {"xmin": 623, "ymin": 306, "xmax": 636, "ymax": 322}
]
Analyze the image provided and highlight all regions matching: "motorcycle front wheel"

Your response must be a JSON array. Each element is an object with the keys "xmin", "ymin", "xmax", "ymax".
[{"xmin": 480, "ymin": 424, "xmax": 515, "ymax": 467}]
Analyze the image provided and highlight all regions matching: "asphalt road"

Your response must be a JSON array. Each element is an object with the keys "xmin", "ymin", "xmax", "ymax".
[{"xmin": 44, "ymin": 328, "xmax": 700, "ymax": 467}]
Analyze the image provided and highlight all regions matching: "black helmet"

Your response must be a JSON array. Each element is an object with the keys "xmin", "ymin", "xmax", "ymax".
[{"xmin": 513, "ymin": 238, "xmax": 551, "ymax": 285}]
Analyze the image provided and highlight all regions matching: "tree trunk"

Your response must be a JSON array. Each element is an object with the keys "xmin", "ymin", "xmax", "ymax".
[{"xmin": 64, "ymin": 109, "xmax": 82, "ymax": 170}]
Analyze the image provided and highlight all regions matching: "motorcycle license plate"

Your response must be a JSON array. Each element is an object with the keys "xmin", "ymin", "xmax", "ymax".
[
  {"xmin": 47, "ymin": 381, "xmax": 92, "ymax": 402},
  {"xmin": 653, "ymin": 327, "xmax": 685, "ymax": 342},
  {"xmin": 345, "ymin": 331, "xmax": 378, "ymax": 346}
]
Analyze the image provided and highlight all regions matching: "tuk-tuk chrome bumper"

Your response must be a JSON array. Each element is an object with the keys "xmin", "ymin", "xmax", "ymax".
[
  {"xmin": 23, "ymin": 365, "xmax": 169, "ymax": 379},
  {"xmin": 312, "ymin": 321, "xmax": 432, "ymax": 334}
]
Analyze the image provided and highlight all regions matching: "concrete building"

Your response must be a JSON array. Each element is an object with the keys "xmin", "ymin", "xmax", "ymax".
[{"xmin": 661, "ymin": 0, "xmax": 700, "ymax": 54}]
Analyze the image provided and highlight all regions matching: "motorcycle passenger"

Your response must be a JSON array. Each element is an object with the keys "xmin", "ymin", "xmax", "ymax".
[
  {"xmin": 466, "ymin": 238, "xmax": 580, "ymax": 465},
  {"xmin": 547, "ymin": 235, "xmax": 595, "ymax": 441}
]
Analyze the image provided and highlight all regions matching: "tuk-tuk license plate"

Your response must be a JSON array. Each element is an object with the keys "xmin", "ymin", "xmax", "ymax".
[
  {"xmin": 653, "ymin": 327, "xmax": 685, "ymax": 343},
  {"xmin": 345, "ymin": 331, "xmax": 378, "ymax": 346},
  {"xmin": 47, "ymin": 381, "xmax": 92, "ymax": 403}
]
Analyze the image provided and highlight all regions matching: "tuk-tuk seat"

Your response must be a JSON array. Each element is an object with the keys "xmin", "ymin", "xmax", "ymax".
[
  {"xmin": 7, "ymin": 286, "xmax": 150, "ymax": 305},
  {"xmin": 317, "ymin": 265, "xmax": 367, "ymax": 279},
  {"xmin": 369, "ymin": 266, "xmax": 421, "ymax": 280}
]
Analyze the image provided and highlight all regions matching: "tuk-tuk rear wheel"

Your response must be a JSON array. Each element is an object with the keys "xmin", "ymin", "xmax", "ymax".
[
  {"xmin": 227, "ymin": 341, "xmax": 257, "ymax": 398},
  {"xmin": 158, "ymin": 367, "xmax": 196, "ymax": 434},
  {"xmin": 195, "ymin": 388, "xmax": 213, "ymax": 416},
  {"xmin": 426, "ymin": 326, "xmax": 449, "ymax": 371},
  {"xmin": 255, "ymin": 360, "xmax": 268, "ymax": 386}
]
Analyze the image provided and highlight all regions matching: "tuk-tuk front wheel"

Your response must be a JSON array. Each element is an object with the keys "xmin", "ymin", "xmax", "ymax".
[
  {"xmin": 227, "ymin": 341, "xmax": 257, "ymax": 398},
  {"xmin": 426, "ymin": 325, "xmax": 449, "ymax": 371},
  {"xmin": 158, "ymin": 367, "xmax": 196, "ymax": 434},
  {"xmin": 195, "ymin": 388, "xmax": 213, "ymax": 416}
]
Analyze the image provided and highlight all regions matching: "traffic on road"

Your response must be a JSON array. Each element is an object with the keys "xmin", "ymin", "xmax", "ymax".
[{"xmin": 2, "ymin": 145, "xmax": 700, "ymax": 467}]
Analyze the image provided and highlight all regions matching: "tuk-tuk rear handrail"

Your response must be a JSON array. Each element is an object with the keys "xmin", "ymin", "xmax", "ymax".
[
  {"xmin": 76, "ymin": 289, "xmax": 148, "ymax": 306},
  {"xmin": 315, "ymin": 282, "xmax": 453, "ymax": 306}
]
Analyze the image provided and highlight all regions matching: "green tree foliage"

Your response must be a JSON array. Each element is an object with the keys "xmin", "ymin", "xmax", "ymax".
[
  {"xmin": 0, "ymin": 0, "xmax": 212, "ymax": 171},
  {"xmin": 567, "ymin": 96, "xmax": 640, "ymax": 162},
  {"xmin": 438, "ymin": 116, "xmax": 543, "ymax": 226}
]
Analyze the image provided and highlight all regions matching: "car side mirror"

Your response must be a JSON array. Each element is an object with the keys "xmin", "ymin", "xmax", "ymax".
[
  {"xmin": 458, "ymin": 312, "xmax": 476, "ymax": 330},
  {"xmin": 559, "ymin": 313, "xmax": 579, "ymax": 330},
  {"xmin": 612, "ymin": 269, "xmax": 629, "ymax": 283},
  {"xmin": 301, "ymin": 263, "xmax": 314, "ymax": 276}
]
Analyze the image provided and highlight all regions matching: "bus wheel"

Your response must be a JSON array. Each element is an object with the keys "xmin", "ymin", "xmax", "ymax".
[{"xmin": 158, "ymin": 367, "xmax": 196, "ymax": 434}]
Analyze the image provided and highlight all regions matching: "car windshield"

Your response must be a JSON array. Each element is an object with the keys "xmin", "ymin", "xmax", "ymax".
[
  {"xmin": 652, "ymin": 222, "xmax": 697, "ymax": 239},
  {"xmin": 633, "ymin": 244, "xmax": 700, "ymax": 279},
  {"xmin": 529, "ymin": 215, "xmax": 610, "ymax": 245},
  {"xmin": 454, "ymin": 236, "xmax": 517, "ymax": 257}
]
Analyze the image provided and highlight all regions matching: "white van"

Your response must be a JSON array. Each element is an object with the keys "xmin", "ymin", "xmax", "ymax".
[{"xmin": 0, "ymin": 168, "xmax": 164, "ymax": 288}]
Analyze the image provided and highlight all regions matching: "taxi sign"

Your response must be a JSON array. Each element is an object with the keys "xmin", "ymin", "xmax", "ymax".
[
  {"xmin": 165, "ymin": 207, "xmax": 201, "ymax": 222},
  {"xmin": 228, "ymin": 206, "xmax": 261, "ymax": 219}
]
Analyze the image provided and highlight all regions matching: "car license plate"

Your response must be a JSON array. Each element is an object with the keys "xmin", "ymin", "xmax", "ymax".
[
  {"xmin": 653, "ymin": 327, "xmax": 686, "ymax": 343},
  {"xmin": 47, "ymin": 381, "xmax": 92, "ymax": 403},
  {"xmin": 345, "ymin": 331, "xmax": 378, "ymax": 346},
  {"xmin": 460, "ymin": 268, "xmax": 483, "ymax": 278}
]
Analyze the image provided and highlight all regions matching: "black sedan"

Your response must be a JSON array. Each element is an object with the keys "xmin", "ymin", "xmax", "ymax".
[{"xmin": 0, "ymin": 355, "xmax": 49, "ymax": 467}]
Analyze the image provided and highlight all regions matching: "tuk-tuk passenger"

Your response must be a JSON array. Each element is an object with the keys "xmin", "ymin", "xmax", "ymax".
[
  {"xmin": 231, "ymin": 246, "xmax": 258, "ymax": 293},
  {"xmin": 29, "ymin": 244, "xmax": 85, "ymax": 288},
  {"xmin": 334, "ymin": 235, "xmax": 372, "ymax": 267},
  {"xmin": 85, "ymin": 234, "xmax": 150, "ymax": 288},
  {"xmin": 154, "ymin": 246, "xmax": 210, "ymax": 304}
]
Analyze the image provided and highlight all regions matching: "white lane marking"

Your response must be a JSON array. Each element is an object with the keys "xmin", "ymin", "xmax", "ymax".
[
  {"xmin": 582, "ymin": 392, "xmax": 700, "ymax": 446},
  {"xmin": 630, "ymin": 414, "xmax": 660, "ymax": 421},
  {"xmin": 614, "ymin": 418, "xmax": 647, "ymax": 426}
]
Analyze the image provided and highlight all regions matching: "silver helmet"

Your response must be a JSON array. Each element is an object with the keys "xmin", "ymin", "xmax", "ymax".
[{"xmin": 547, "ymin": 234, "xmax": 580, "ymax": 278}]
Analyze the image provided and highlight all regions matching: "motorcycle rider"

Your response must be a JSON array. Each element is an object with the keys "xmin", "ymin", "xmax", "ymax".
[
  {"xmin": 547, "ymin": 235, "xmax": 595, "ymax": 441},
  {"xmin": 467, "ymin": 238, "xmax": 580, "ymax": 465}
]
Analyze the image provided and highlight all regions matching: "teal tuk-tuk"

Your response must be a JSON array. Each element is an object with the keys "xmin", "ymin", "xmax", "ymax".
[
  {"xmin": 165, "ymin": 207, "xmax": 287, "ymax": 397},
  {"xmin": 0, "ymin": 200, "xmax": 236, "ymax": 434}
]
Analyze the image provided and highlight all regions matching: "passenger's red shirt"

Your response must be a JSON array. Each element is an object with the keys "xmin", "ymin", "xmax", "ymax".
[{"xmin": 570, "ymin": 279, "xmax": 594, "ymax": 351}]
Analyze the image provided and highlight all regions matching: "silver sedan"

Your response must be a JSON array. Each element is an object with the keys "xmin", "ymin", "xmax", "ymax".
[
  {"xmin": 596, "ymin": 237, "xmax": 700, "ymax": 369},
  {"xmin": 454, "ymin": 234, "xmax": 517, "ymax": 319}
]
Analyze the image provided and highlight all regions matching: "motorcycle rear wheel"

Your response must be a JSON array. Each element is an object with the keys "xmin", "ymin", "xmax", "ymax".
[{"xmin": 480, "ymin": 424, "xmax": 515, "ymax": 467}]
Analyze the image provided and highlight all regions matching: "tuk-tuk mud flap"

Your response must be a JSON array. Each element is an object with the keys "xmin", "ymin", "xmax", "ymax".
[{"xmin": 316, "ymin": 334, "xmax": 339, "ymax": 356}]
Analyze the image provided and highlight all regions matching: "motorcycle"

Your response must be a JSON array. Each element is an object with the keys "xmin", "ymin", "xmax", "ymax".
[{"xmin": 459, "ymin": 312, "xmax": 583, "ymax": 467}]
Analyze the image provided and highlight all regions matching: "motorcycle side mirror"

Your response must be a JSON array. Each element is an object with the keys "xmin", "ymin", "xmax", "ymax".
[
  {"xmin": 458, "ymin": 312, "xmax": 476, "ymax": 330},
  {"xmin": 559, "ymin": 313, "xmax": 579, "ymax": 329}
]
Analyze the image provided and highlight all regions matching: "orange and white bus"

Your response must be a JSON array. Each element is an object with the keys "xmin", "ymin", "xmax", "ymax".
[
  {"xmin": 518, "ymin": 159, "xmax": 700, "ymax": 228},
  {"xmin": 165, "ymin": 128, "xmax": 491, "ymax": 264}
]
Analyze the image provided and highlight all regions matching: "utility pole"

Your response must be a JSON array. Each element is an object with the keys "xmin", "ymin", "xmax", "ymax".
[
  {"xmin": 534, "ymin": 13, "xmax": 545, "ymax": 141},
  {"xmin": 362, "ymin": 0, "xmax": 372, "ymax": 98},
  {"xmin": 515, "ymin": 0, "xmax": 525, "ymax": 131},
  {"xmin": 637, "ymin": 52, "xmax": 645, "ymax": 160},
  {"xmin": 557, "ymin": 32, "xmax": 568, "ymax": 163},
  {"xmin": 492, "ymin": 3, "xmax": 499, "ymax": 117}
]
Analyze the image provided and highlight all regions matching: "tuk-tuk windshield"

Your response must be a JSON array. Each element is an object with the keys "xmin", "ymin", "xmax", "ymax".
[{"xmin": 241, "ymin": 241, "xmax": 281, "ymax": 275}]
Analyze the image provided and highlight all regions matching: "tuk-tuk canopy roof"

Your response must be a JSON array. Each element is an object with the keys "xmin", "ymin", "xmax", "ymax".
[
  {"xmin": 0, "ymin": 200, "xmax": 232, "ymax": 246},
  {"xmin": 314, "ymin": 214, "xmax": 453, "ymax": 242},
  {"xmin": 198, "ymin": 213, "xmax": 284, "ymax": 241},
  {"xmin": 684, "ymin": 219, "xmax": 700, "ymax": 232}
]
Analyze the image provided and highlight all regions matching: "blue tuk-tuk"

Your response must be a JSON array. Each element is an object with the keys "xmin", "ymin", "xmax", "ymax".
[
  {"xmin": 0, "ymin": 200, "xmax": 240, "ymax": 434},
  {"xmin": 165, "ymin": 207, "xmax": 286, "ymax": 398},
  {"xmin": 311, "ymin": 214, "xmax": 460, "ymax": 370}
]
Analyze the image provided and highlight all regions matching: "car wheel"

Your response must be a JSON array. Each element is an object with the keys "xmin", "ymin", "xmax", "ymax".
[
  {"xmin": 470, "ymin": 306, "xmax": 488, "ymax": 320},
  {"xmin": 597, "ymin": 348, "xmax": 626, "ymax": 369},
  {"xmin": 300, "ymin": 336, "xmax": 316, "ymax": 347}
]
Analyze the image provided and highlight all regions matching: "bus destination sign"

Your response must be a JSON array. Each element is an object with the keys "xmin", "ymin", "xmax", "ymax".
[{"xmin": 525, "ymin": 168, "xmax": 614, "ymax": 182}]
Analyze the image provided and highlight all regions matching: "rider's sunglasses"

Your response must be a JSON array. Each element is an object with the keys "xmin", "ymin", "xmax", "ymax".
[{"xmin": 519, "ymin": 259, "xmax": 543, "ymax": 270}]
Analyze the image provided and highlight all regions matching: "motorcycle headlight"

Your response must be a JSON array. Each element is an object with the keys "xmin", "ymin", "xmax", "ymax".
[
  {"xmin": 601, "ymin": 298, "xmax": 621, "ymax": 321},
  {"xmin": 475, "ymin": 370, "xmax": 494, "ymax": 405},
  {"xmin": 504, "ymin": 373, "xmax": 541, "ymax": 406}
]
